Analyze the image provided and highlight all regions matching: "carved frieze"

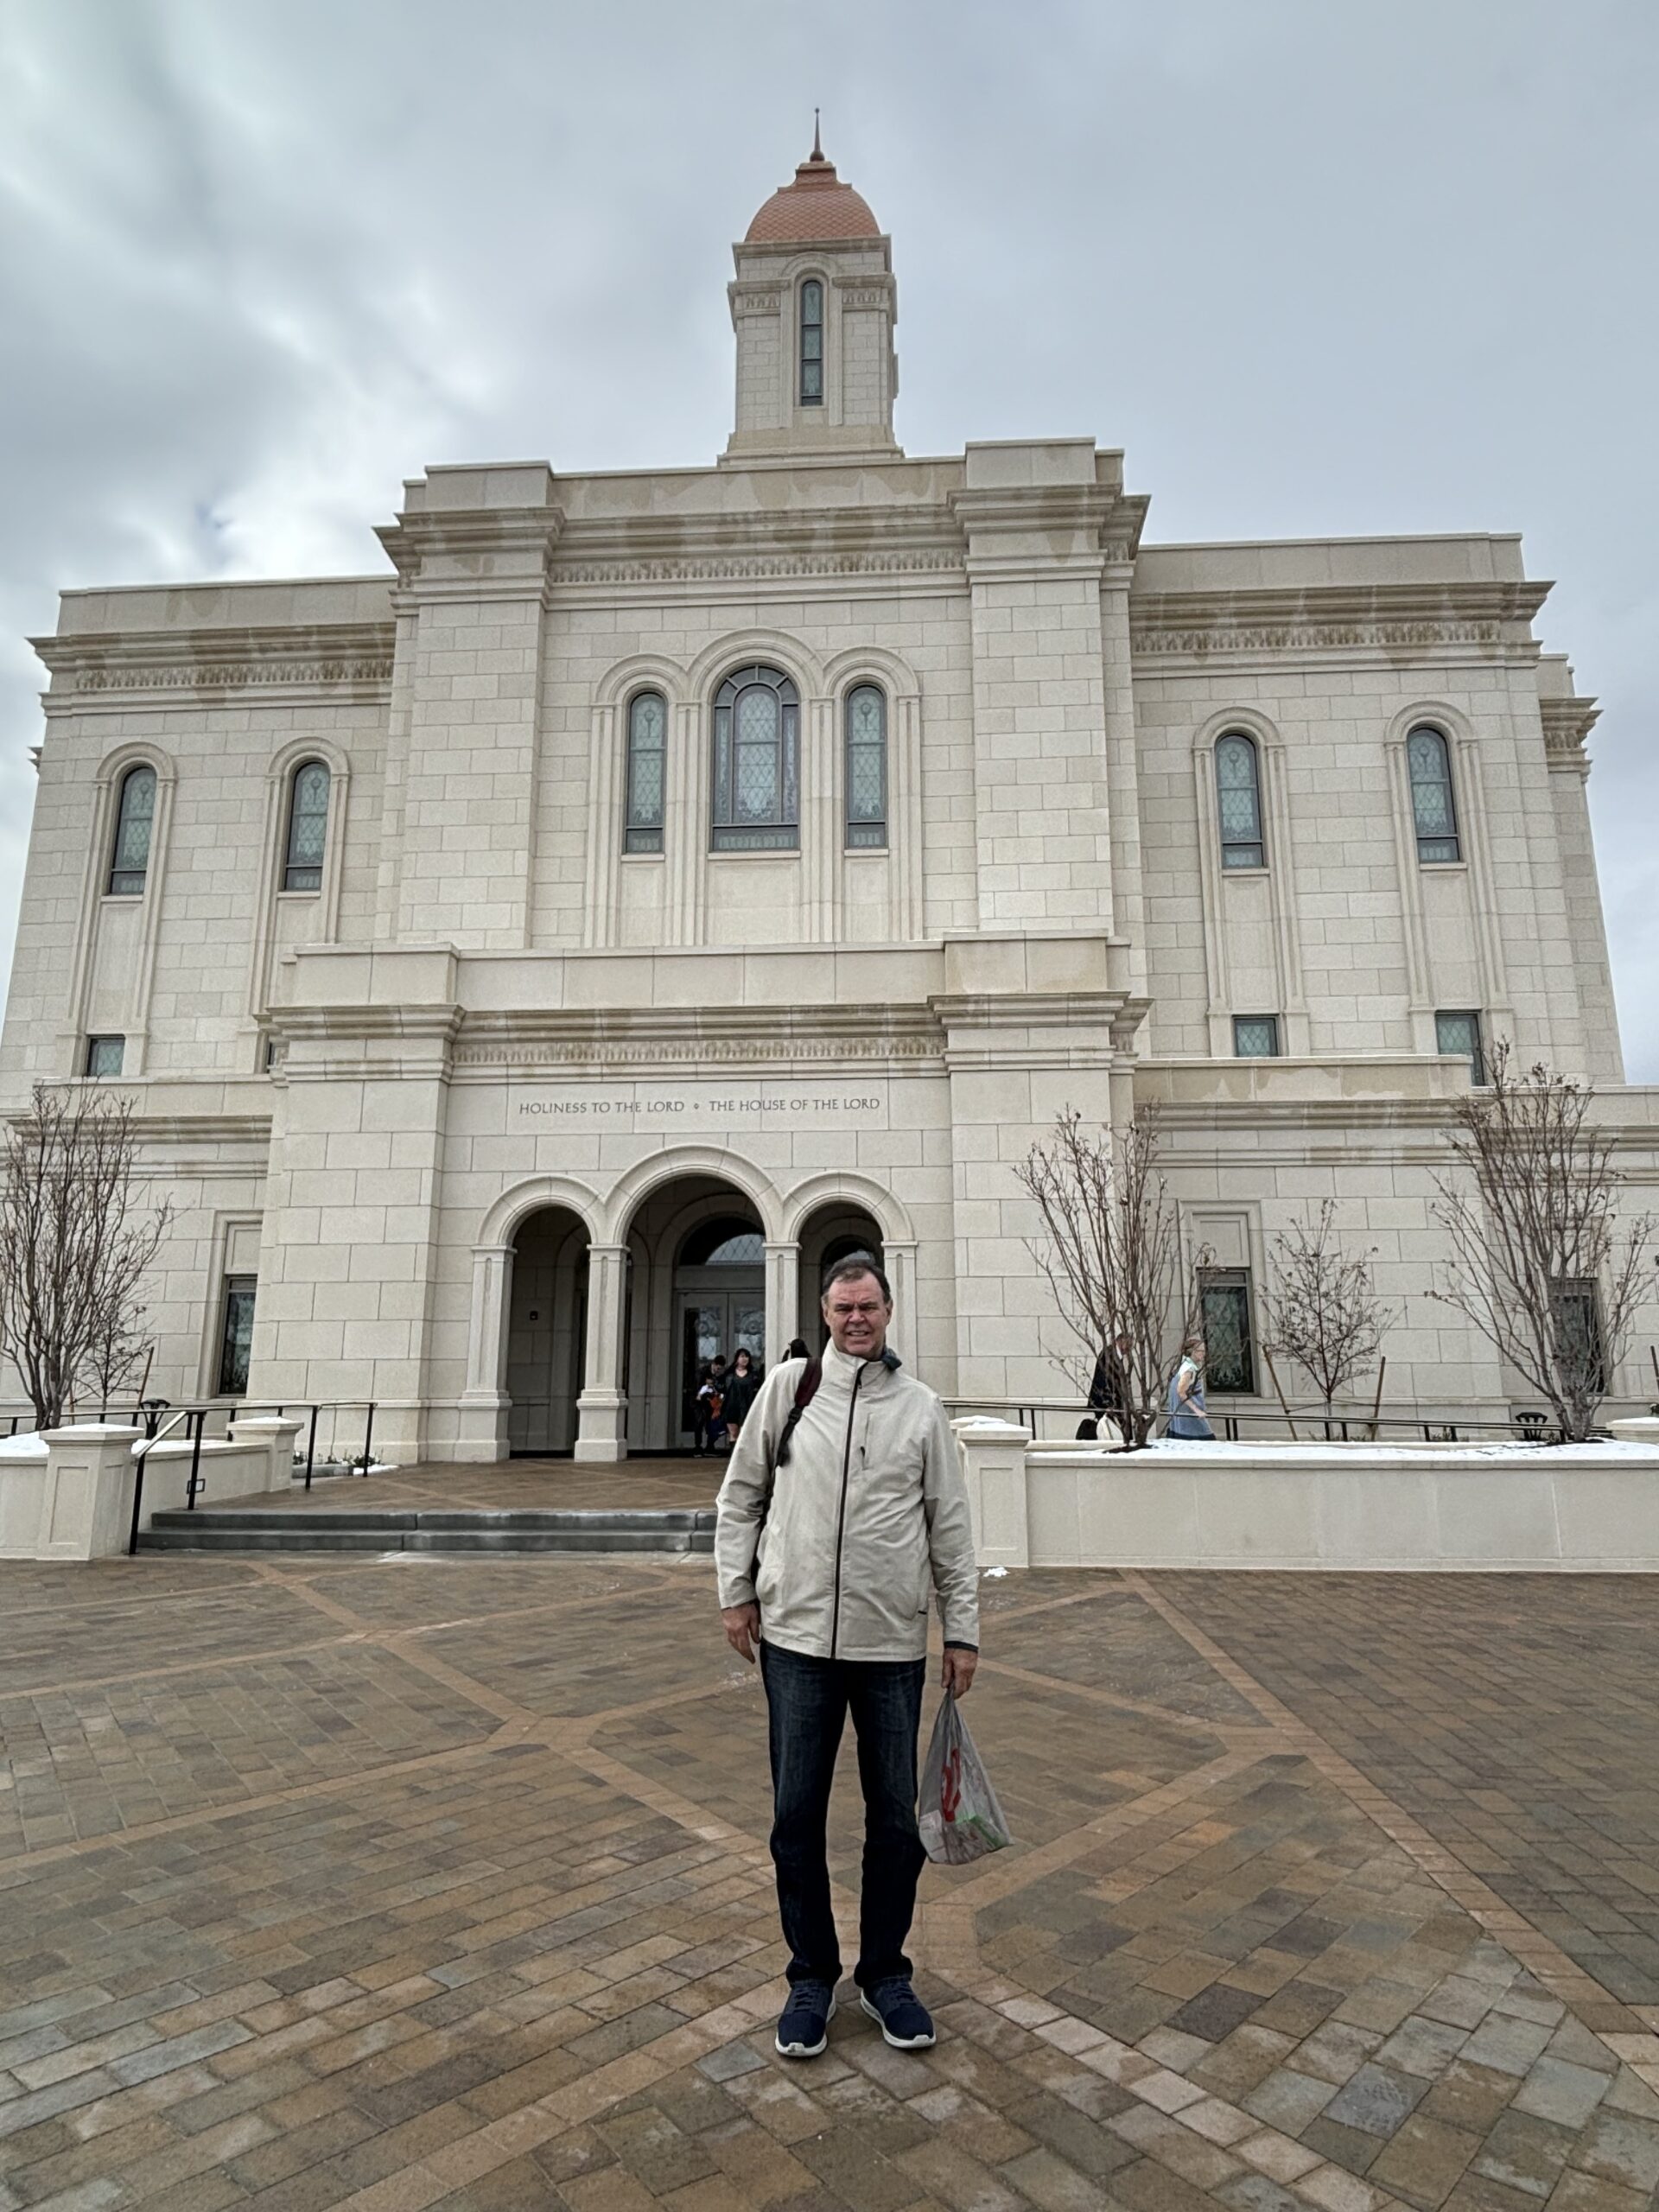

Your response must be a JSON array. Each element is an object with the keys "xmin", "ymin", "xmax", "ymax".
[
  {"xmin": 454, "ymin": 1032, "xmax": 940, "ymax": 1071},
  {"xmin": 555, "ymin": 550, "xmax": 960, "ymax": 587},
  {"xmin": 1131, "ymin": 619, "xmax": 1509, "ymax": 658},
  {"xmin": 73, "ymin": 655, "xmax": 393, "ymax": 693}
]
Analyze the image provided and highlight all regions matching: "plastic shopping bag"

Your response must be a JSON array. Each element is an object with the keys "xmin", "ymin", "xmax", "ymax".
[{"xmin": 918, "ymin": 1693, "xmax": 1013, "ymax": 1865}]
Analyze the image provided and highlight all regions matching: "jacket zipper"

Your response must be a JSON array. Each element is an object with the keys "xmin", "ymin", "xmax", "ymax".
[{"xmin": 829, "ymin": 1360, "xmax": 868, "ymax": 1659}]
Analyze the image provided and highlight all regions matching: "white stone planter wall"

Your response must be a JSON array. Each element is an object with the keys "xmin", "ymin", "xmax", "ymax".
[
  {"xmin": 0, "ymin": 1417, "xmax": 302, "ymax": 1559},
  {"xmin": 956, "ymin": 1429, "xmax": 1659, "ymax": 1572}
]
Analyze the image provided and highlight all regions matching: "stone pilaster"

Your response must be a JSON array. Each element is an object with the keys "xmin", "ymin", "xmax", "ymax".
[
  {"xmin": 376, "ymin": 466, "xmax": 563, "ymax": 950},
  {"xmin": 951, "ymin": 442, "xmax": 1131, "ymax": 935}
]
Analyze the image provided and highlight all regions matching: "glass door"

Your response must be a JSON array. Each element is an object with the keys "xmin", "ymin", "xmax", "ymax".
[{"xmin": 677, "ymin": 1293, "xmax": 766, "ymax": 1444}]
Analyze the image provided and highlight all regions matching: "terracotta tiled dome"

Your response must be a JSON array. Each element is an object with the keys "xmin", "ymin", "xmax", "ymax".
[{"xmin": 745, "ymin": 142, "xmax": 880, "ymax": 245}]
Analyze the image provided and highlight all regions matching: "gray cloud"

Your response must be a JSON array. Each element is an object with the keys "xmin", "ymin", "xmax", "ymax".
[{"xmin": 2, "ymin": 0, "xmax": 1654, "ymax": 1073}]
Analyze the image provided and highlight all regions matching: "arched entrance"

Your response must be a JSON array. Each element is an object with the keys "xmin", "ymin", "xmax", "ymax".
[
  {"xmin": 797, "ymin": 1203, "xmax": 886, "ymax": 1353},
  {"xmin": 505, "ymin": 1205, "xmax": 590, "ymax": 1454},
  {"xmin": 621, "ymin": 1175, "xmax": 768, "ymax": 1452}
]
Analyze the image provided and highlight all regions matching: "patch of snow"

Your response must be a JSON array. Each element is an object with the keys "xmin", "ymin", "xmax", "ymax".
[
  {"xmin": 0, "ymin": 1432, "xmax": 47, "ymax": 1461},
  {"xmin": 981, "ymin": 1566, "xmax": 1008, "ymax": 1579},
  {"xmin": 1052, "ymin": 1437, "xmax": 1659, "ymax": 1467}
]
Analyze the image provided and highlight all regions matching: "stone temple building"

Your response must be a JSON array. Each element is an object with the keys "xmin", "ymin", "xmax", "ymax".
[{"xmin": 3, "ymin": 140, "xmax": 1656, "ymax": 1459}]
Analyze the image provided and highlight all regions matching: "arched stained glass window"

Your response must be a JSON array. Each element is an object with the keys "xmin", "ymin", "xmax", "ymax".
[
  {"xmin": 107, "ymin": 766, "xmax": 156, "ymax": 895},
  {"xmin": 1215, "ymin": 734, "xmax": 1265, "ymax": 869},
  {"xmin": 845, "ymin": 684, "xmax": 887, "ymax": 849},
  {"xmin": 283, "ymin": 761, "xmax": 330, "ymax": 892},
  {"xmin": 1407, "ymin": 727, "xmax": 1461, "ymax": 862},
  {"xmin": 799, "ymin": 280, "xmax": 823, "ymax": 406},
  {"xmin": 625, "ymin": 691, "xmax": 667, "ymax": 853},
  {"xmin": 712, "ymin": 664, "xmax": 799, "ymax": 851}
]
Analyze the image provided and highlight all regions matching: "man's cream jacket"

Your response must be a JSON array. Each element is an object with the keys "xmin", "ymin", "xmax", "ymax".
[{"xmin": 715, "ymin": 1342, "xmax": 980, "ymax": 1662}]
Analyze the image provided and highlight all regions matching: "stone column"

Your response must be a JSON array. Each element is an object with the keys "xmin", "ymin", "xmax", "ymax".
[
  {"xmin": 765, "ymin": 1242, "xmax": 799, "ymax": 1362},
  {"xmin": 455, "ymin": 1244, "xmax": 513, "ymax": 1461},
  {"xmin": 885, "ymin": 1240, "xmax": 918, "ymax": 1369},
  {"xmin": 575, "ymin": 1243, "xmax": 630, "ymax": 1462}
]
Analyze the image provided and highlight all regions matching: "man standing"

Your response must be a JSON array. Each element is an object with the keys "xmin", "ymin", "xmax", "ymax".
[{"xmin": 715, "ymin": 1257, "xmax": 980, "ymax": 2060}]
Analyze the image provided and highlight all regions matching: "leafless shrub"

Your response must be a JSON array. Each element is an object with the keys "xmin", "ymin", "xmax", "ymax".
[
  {"xmin": 1429, "ymin": 1045, "xmax": 1656, "ymax": 1441},
  {"xmin": 1262, "ymin": 1202, "xmax": 1395, "ymax": 1428},
  {"xmin": 0, "ymin": 1084, "xmax": 173, "ymax": 1431},
  {"xmin": 1014, "ymin": 1108, "xmax": 1198, "ymax": 1449}
]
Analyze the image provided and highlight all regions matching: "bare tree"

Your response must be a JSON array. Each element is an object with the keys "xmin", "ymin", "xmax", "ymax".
[
  {"xmin": 1262, "ymin": 1202, "xmax": 1394, "ymax": 1430},
  {"xmin": 0, "ymin": 1084, "xmax": 174, "ymax": 1431},
  {"xmin": 1015, "ymin": 1108, "xmax": 1198, "ymax": 1449},
  {"xmin": 82, "ymin": 1294, "xmax": 155, "ymax": 1421},
  {"xmin": 1430, "ymin": 1045, "xmax": 1656, "ymax": 1441}
]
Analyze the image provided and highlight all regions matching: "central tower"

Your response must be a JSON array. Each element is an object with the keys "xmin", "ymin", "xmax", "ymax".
[{"xmin": 722, "ymin": 130, "xmax": 900, "ymax": 466}]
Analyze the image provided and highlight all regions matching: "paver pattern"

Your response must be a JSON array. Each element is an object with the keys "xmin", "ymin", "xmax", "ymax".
[{"xmin": 3, "ymin": 1549, "xmax": 1659, "ymax": 2212}]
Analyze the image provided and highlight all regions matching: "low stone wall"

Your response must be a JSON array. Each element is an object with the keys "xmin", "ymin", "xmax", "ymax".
[
  {"xmin": 954, "ymin": 1418, "xmax": 1659, "ymax": 1571},
  {"xmin": 0, "ymin": 1417, "xmax": 302, "ymax": 1560}
]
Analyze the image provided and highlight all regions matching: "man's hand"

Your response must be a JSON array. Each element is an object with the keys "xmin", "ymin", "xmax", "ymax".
[
  {"xmin": 942, "ymin": 1646, "xmax": 977, "ymax": 1697},
  {"xmin": 722, "ymin": 1603, "xmax": 760, "ymax": 1664}
]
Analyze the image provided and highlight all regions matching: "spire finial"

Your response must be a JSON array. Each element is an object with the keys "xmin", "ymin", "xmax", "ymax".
[{"xmin": 812, "ymin": 107, "xmax": 823, "ymax": 161}]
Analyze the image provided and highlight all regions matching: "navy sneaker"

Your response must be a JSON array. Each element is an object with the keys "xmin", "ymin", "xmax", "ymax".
[
  {"xmin": 859, "ymin": 1977, "xmax": 936, "ymax": 2050},
  {"xmin": 775, "ymin": 1980, "xmax": 836, "ymax": 2059}
]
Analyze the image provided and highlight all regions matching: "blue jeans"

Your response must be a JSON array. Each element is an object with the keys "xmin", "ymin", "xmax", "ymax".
[{"xmin": 760, "ymin": 1639, "xmax": 927, "ymax": 1990}]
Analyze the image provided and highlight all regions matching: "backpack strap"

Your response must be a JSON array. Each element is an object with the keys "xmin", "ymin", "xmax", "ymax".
[
  {"xmin": 747, "ymin": 1358, "xmax": 823, "ymax": 1584},
  {"xmin": 772, "ymin": 1357, "xmax": 822, "ymax": 1471}
]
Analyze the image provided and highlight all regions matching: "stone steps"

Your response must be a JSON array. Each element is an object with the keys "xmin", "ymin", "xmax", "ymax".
[{"xmin": 137, "ymin": 1505, "xmax": 717, "ymax": 1554}]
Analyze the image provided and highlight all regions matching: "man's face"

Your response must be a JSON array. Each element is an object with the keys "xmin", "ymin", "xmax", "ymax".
[{"xmin": 822, "ymin": 1271, "xmax": 892, "ymax": 1359}]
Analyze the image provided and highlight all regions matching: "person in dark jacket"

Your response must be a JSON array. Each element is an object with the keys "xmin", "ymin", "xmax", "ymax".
[
  {"xmin": 1090, "ymin": 1332, "xmax": 1132, "ymax": 1419},
  {"xmin": 722, "ymin": 1346, "xmax": 763, "ymax": 1438}
]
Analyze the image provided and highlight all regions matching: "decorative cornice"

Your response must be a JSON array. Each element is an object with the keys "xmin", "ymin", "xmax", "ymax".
[
  {"xmin": 1129, "ymin": 581, "xmax": 1551, "ymax": 661},
  {"xmin": 33, "ymin": 622, "xmax": 396, "ymax": 697},
  {"xmin": 375, "ymin": 502, "xmax": 566, "ymax": 588},
  {"xmin": 1541, "ymin": 692, "xmax": 1600, "ymax": 762}
]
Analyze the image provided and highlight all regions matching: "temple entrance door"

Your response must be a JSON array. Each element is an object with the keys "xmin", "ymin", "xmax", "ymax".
[
  {"xmin": 671, "ymin": 1217, "xmax": 766, "ymax": 1446},
  {"xmin": 675, "ymin": 1293, "xmax": 766, "ymax": 1442}
]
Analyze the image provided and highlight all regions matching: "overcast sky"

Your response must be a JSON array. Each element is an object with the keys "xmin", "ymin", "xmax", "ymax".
[{"xmin": 2, "ymin": 0, "xmax": 1655, "ymax": 1075}]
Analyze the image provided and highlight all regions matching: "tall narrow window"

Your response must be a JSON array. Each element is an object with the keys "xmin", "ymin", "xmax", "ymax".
[
  {"xmin": 845, "ymin": 684, "xmax": 887, "ymax": 849},
  {"xmin": 1198, "ymin": 1267, "xmax": 1257, "ymax": 1394},
  {"xmin": 799, "ymin": 279, "xmax": 823, "ymax": 405},
  {"xmin": 1215, "ymin": 734, "xmax": 1265, "ymax": 868},
  {"xmin": 85, "ymin": 1034, "xmax": 124, "ymax": 1078},
  {"xmin": 1408, "ymin": 726, "xmax": 1461, "ymax": 862},
  {"xmin": 1553, "ymin": 1278, "xmax": 1606, "ymax": 1396},
  {"xmin": 712, "ymin": 664, "xmax": 799, "ymax": 851},
  {"xmin": 624, "ymin": 692, "xmax": 667, "ymax": 854},
  {"xmin": 1233, "ymin": 1015, "xmax": 1281, "ymax": 1059},
  {"xmin": 217, "ymin": 1274, "xmax": 257, "ymax": 1395},
  {"xmin": 283, "ymin": 761, "xmax": 330, "ymax": 892},
  {"xmin": 1435, "ymin": 1009, "xmax": 1486, "ymax": 1086},
  {"xmin": 107, "ymin": 765, "xmax": 156, "ymax": 895}
]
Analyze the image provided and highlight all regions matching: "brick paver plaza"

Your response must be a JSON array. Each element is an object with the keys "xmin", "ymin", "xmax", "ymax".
[{"xmin": 5, "ymin": 1529, "xmax": 1659, "ymax": 2212}]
